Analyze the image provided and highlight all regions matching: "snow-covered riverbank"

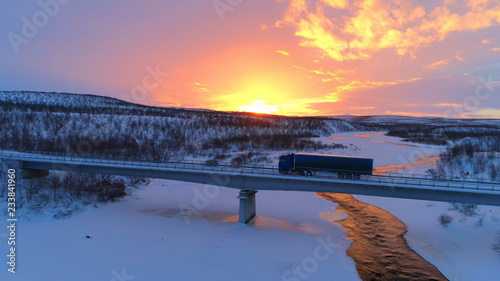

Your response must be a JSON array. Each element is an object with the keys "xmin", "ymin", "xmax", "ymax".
[{"xmin": 321, "ymin": 132, "xmax": 500, "ymax": 281}]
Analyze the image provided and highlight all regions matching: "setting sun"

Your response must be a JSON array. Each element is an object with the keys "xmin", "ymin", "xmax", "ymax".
[{"xmin": 238, "ymin": 101, "xmax": 277, "ymax": 114}]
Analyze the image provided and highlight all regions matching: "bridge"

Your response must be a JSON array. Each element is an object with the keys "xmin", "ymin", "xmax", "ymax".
[{"xmin": 1, "ymin": 150, "xmax": 499, "ymax": 224}]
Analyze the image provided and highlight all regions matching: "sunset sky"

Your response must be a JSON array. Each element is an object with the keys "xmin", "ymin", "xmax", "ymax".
[{"xmin": 1, "ymin": 0, "xmax": 500, "ymax": 117}]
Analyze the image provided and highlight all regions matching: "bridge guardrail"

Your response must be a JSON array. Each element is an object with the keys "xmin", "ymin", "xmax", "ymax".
[
  {"xmin": 0, "ymin": 149, "xmax": 484, "ymax": 179},
  {"xmin": 0, "ymin": 150, "xmax": 498, "ymax": 192},
  {"xmin": 2, "ymin": 150, "xmax": 278, "ymax": 170}
]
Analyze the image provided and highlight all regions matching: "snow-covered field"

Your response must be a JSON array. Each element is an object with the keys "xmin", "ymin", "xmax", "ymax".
[
  {"xmin": 1, "ymin": 132, "xmax": 499, "ymax": 280},
  {"xmin": 0, "ymin": 182, "xmax": 359, "ymax": 280}
]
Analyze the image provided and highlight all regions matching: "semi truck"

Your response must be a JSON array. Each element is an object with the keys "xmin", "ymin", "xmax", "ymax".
[{"xmin": 278, "ymin": 153, "xmax": 373, "ymax": 179}]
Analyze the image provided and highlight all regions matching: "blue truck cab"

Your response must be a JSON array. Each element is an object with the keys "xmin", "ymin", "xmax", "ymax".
[{"xmin": 278, "ymin": 153, "xmax": 294, "ymax": 174}]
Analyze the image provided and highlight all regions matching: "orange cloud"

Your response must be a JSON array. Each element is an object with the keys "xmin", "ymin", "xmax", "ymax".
[
  {"xmin": 292, "ymin": 64, "xmax": 353, "ymax": 82},
  {"xmin": 276, "ymin": 50, "xmax": 290, "ymax": 56},
  {"xmin": 329, "ymin": 77, "xmax": 422, "ymax": 99},
  {"xmin": 456, "ymin": 53, "xmax": 466, "ymax": 62},
  {"xmin": 432, "ymin": 103, "xmax": 463, "ymax": 107},
  {"xmin": 295, "ymin": 13, "xmax": 350, "ymax": 61},
  {"xmin": 425, "ymin": 53, "xmax": 466, "ymax": 69},
  {"xmin": 467, "ymin": 0, "xmax": 497, "ymax": 10},
  {"xmin": 493, "ymin": 48, "xmax": 500, "ymax": 52},
  {"xmin": 383, "ymin": 111, "xmax": 446, "ymax": 117},
  {"xmin": 425, "ymin": 59, "xmax": 449, "ymax": 69},
  {"xmin": 421, "ymin": 3, "xmax": 500, "ymax": 40},
  {"xmin": 321, "ymin": 0, "xmax": 348, "ymax": 9},
  {"xmin": 276, "ymin": 0, "xmax": 500, "ymax": 61},
  {"xmin": 191, "ymin": 82, "xmax": 209, "ymax": 93}
]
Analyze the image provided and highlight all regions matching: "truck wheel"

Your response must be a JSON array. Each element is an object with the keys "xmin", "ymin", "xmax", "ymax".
[
  {"xmin": 346, "ymin": 174, "xmax": 352, "ymax": 179},
  {"xmin": 353, "ymin": 174, "xmax": 360, "ymax": 180},
  {"xmin": 338, "ymin": 173, "xmax": 344, "ymax": 179}
]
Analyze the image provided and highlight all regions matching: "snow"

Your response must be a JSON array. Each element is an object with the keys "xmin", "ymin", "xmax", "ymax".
[
  {"xmin": 1, "ymin": 131, "xmax": 499, "ymax": 280},
  {"xmin": 319, "ymin": 131, "xmax": 442, "ymax": 169},
  {"xmin": 354, "ymin": 195, "xmax": 500, "ymax": 281},
  {"xmin": 0, "ymin": 180, "xmax": 359, "ymax": 280},
  {"xmin": 321, "ymin": 132, "xmax": 500, "ymax": 281}
]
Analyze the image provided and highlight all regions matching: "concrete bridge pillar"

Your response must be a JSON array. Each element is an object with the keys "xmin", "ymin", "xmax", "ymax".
[{"xmin": 238, "ymin": 190, "xmax": 257, "ymax": 224}]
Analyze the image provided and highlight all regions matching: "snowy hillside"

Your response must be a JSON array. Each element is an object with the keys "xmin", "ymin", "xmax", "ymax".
[
  {"xmin": 0, "ymin": 91, "xmax": 128, "ymax": 110},
  {"xmin": 0, "ymin": 91, "xmax": 362, "ymax": 162}
]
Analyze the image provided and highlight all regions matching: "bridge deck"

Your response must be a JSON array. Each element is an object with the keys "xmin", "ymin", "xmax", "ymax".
[{"xmin": 1, "ymin": 150, "xmax": 499, "ymax": 207}]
